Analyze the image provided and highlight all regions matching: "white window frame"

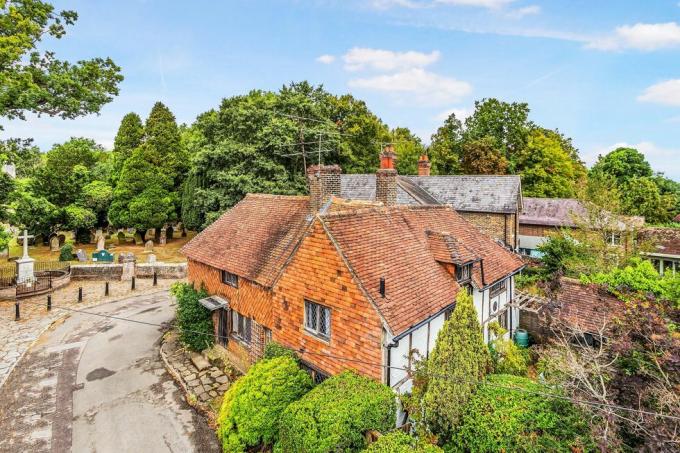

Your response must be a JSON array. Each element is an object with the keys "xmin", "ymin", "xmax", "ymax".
[
  {"xmin": 489, "ymin": 279, "xmax": 506, "ymax": 298},
  {"xmin": 221, "ymin": 270, "xmax": 238, "ymax": 288},
  {"xmin": 231, "ymin": 310, "xmax": 251, "ymax": 344},
  {"xmin": 304, "ymin": 300, "xmax": 331, "ymax": 340},
  {"xmin": 456, "ymin": 263, "xmax": 472, "ymax": 282}
]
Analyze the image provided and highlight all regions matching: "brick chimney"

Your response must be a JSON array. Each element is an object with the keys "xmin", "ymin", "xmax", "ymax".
[
  {"xmin": 307, "ymin": 164, "xmax": 342, "ymax": 212},
  {"xmin": 376, "ymin": 145, "xmax": 397, "ymax": 206},
  {"xmin": 418, "ymin": 154, "xmax": 431, "ymax": 176}
]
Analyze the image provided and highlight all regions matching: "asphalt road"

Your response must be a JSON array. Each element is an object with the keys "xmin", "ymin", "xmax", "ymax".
[{"xmin": 0, "ymin": 291, "xmax": 220, "ymax": 453}]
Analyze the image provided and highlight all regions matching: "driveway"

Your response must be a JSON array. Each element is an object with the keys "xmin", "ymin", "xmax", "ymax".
[{"xmin": 0, "ymin": 292, "xmax": 220, "ymax": 453}]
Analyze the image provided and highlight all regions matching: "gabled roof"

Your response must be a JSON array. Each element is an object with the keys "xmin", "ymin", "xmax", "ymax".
[
  {"xmin": 426, "ymin": 231, "xmax": 480, "ymax": 265},
  {"xmin": 639, "ymin": 227, "xmax": 680, "ymax": 257},
  {"xmin": 520, "ymin": 197, "xmax": 586, "ymax": 227},
  {"xmin": 320, "ymin": 204, "xmax": 524, "ymax": 335},
  {"xmin": 181, "ymin": 194, "xmax": 312, "ymax": 288},
  {"xmin": 340, "ymin": 174, "xmax": 522, "ymax": 213},
  {"xmin": 553, "ymin": 278, "xmax": 624, "ymax": 335}
]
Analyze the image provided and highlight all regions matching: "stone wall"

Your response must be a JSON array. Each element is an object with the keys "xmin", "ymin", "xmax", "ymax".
[
  {"xmin": 71, "ymin": 264, "xmax": 123, "ymax": 280},
  {"xmin": 136, "ymin": 263, "xmax": 187, "ymax": 279},
  {"xmin": 460, "ymin": 211, "xmax": 517, "ymax": 249}
]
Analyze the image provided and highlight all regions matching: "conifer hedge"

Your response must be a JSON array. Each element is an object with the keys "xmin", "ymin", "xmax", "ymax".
[
  {"xmin": 170, "ymin": 282, "xmax": 213, "ymax": 351},
  {"xmin": 277, "ymin": 371, "xmax": 396, "ymax": 452}
]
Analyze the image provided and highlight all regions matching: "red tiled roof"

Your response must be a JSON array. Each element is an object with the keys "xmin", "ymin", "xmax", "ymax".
[
  {"xmin": 426, "ymin": 231, "xmax": 480, "ymax": 265},
  {"xmin": 639, "ymin": 227, "xmax": 680, "ymax": 257},
  {"xmin": 554, "ymin": 278, "xmax": 624, "ymax": 335},
  {"xmin": 181, "ymin": 194, "xmax": 312, "ymax": 288},
  {"xmin": 320, "ymin": 204, "xmax": 524, "ymax": 335}
]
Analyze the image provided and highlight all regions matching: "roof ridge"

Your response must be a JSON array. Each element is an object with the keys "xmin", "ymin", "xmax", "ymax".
[{"xmin": 246, "ymin": 193, "xmax": 309, "ymax": 200}]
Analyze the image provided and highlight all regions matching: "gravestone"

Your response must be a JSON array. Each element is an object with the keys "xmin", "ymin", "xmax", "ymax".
[
  {"xmin": 96, "ymin": 235, "xmax": 105, "ymax": 251},
  {"xmin": 121, "ymin": 252, "xmax": 136, "ymax": 281},
  {"xmin": 144, "ymin": 240, "xmax": 154, "ymax": 252},
  {"xmin": 49, "ymin": 235, "xmax": 60, "ymax": 252},
  {"xmin": 15, "ymin": 230, "xmax": 35, "ymax": 283},
  {"xmin": 76, "ymin": 249, "xmax": 87, "ymax": 262},
  {"xmin": 58, "ymin": 234, "xmax": 66, "ymax": 246},
  {"xmin": 147, "ymin": 253, "xmax": 157, "ymax": 264},
  {"xmin": 133, "ymin": 233, "xmax": 143, "ymax": 245},
  {"xmin": 117, "ymin": 231, "xmax": 126, "ymax": 244},
  {"xmin": 166, "ymin": 226, "xmax": 174, "ymax": 242},
  {"xmin": 154, "ymin": 228, "xmax": 161, "ymax": 243},
  {"xmin": 92, "ymin": 249, "xmax": 114, "ymax": 262},
  {"xmin": 159, "ymin": 228, "xmax": 167, "ymax": 246}
]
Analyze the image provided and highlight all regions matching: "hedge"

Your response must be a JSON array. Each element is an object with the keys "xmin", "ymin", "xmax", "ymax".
[
  {"xmin": 263, "ymin": 341, "xmax": 299, "ymax": 363},
  {"xmin": 447, "ymin": 374, "xmax": 595, "ymax": 452},
  {"xmin": 364, "ymin": 431, "xmax": 443, "ymax": 453},
  {"xmin": 277, "ymin": 370, "xmax": 396, "ymax": 453},
  {"xmin": 170, "ymin": 282, "xmax": 214, "ymax": 351},
  {"xmin": 217, "ymin": 356, "xmax": 313, "ymax": 452}
]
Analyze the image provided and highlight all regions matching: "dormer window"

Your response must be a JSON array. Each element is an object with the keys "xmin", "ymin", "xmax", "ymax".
[
  {"xmin": 221, "ymin": 270, "xmax": 238, "ymax": 288},
  {"xmin": 456, "ymin": 263, "xmax": 472, "ymax": 282}
]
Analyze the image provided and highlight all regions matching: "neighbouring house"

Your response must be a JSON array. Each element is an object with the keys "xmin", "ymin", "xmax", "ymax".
[
  {"xmin": 340, "ymin": 147, "xmax": 522, "ymax": 249},
  {"xmin": 182, "ymin": 163, "xmax": 524, "ymax": 394},
  {"xmin": 638, "ymin": 227, "xmax": 680, "ymax": 276},
  {"xmin": 518, "ymin": 197, "xmax": 644, "ymax": 258}
]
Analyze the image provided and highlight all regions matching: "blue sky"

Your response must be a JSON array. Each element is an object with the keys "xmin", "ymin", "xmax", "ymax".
[{"xmin": 3, "ymin": 0, "xmax": 680, "ymax": 180}]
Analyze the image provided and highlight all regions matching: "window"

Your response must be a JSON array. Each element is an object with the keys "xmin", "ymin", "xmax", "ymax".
[
  {"xmin": 455, "ymin": 263, "xmax": 473, "ymax": 282},
  {"xmin": 490, "ymin": 298, "xmax": 499, "ymax": 314},
  {"xmin": 607, "ymin": 232, "xmax": 621, "ymax": 246},
  {"xmin": 221, "ymin": 270, "xmax": 238, "ymax": 288},
  {"xmin": 231, "ymin": 310, "xmax": 251, "ymax": 343},
  {"xmin": 304, "ymin": 300, "xmax": 331, "ymax": 340},
  {"xmin": 489, "ymin": 280, "xmax": 506, "ymax": 298}
]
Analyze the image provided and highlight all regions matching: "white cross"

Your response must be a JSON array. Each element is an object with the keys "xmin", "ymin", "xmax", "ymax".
[{"xmin": 18, "ymin": 229, "xmax": 34, "ymax": 259}]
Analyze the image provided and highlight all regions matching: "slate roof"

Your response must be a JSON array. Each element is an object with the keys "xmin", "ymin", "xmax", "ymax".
[
  {"xmin": 520, "ymin": 198, "xmax": 586, "ymax": 227},
  {"xmin": 181, "ymin": 194, "xmax": 312, "ymax": 288},
  {"xmin": 320, "ymin": 204, "xmax": 524, "ymax": 335},
  {"xmin": 638, "ymin": 227, "xmax": 680, "ymax": 257},
  {"xmin": 553, "ymin": 278, "xmax": 624, "ymax": 335},
  {"xmin": 340, "ymin": 174, "xmax": 522, "ymax": 213}
]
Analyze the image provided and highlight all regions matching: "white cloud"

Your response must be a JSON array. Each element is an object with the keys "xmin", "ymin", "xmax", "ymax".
[
  {"xmin": 348, "ymin": 68, "xmax": 472, "ymax": 105},
  {"xmin": 506, "ymin": 5, "xmax": 540, "ymax": 19},
  {"xmin": 435, "ymin": 0, "xmax": 515, "ymax": 9},
  {"xmin": 316, "ymin": 54, "xmax": 336, "ymax": 64},
  {"xmin": 368, "ymin": 0, "xmax": 515, "ymax": 9},
  {"xmin": 368, "ymin": 0, "xmax": 427, "ymax": 9},
  {"xmin": 637, "ymin": 79, "xmax": 680, "ymax": 106},
  {"xmin": 435, "ymin": 107, "xmax": 471, "ymax": 122},
  {"xmin": 587, "ymin": 22, "xmax": 680, "ymax": 51},
  {"xmin": 343, "ymin": 47, "xmax": 440, "ymax": 72}
]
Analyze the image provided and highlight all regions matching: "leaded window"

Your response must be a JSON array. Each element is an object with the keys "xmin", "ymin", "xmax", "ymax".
[
  {"xmin": 231, "ymin": 310, "xmax": 251, "ymax": 343},
  {"xmin": 304, "ymin": 300, "xmax": 331, "ymax": 340}
]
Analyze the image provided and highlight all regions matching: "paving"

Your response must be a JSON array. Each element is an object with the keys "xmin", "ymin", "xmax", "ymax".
[
  {"xmin": 0, "ymin": 278, "xmax": 177, "ymax": 388},
  {"xmin": 0, "ymin": 291, "xmax": 219, "ymax": 453}
]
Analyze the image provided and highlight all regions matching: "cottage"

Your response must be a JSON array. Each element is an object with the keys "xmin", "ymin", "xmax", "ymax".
[
  {"xmin": 638, "ymin": 227, "xmax": 680, "ymax": 276},
  {"xmin": 182, "ymin": 164, "xmax": 524, "ymax": 393},
  {"xmin": 518, "ymin": 197, "xmax": 643, "ymax": 257},
  {"xmin": 341, "ymin": 148, "xmax": 522, "ymax": 249}
]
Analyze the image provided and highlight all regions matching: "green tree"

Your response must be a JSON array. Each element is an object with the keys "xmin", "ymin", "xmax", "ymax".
[
  {"xmin": 590, "ymin": 147, "xmax": 653, "ymax": 184},
  {"xmin": 0, "ymin": 138, "xmax": 41, "ymax": 177},
  {"xmin": 392, "ymin": 127, "xmax": 426, "ymax": 175},
  {"xmin": 63, "ymin": 203, "xmax": 96, "ymax": 231},
  {"xmin": 429, "ymin": 112, "xmax": 464, "ymax": 175},
  {"xmin": 32, "ymin": 138, "xmax": 99, "ymax": 206},
  {"xmin": 463, "ymin": 98, "xmax": 531, "ymax": 170},
  {"xmin": 621, "ymin": 177, "xmax": 665, "ymax": 223},
  {"xmin": 170, "ymin": 283, "xmax": 213, "ymax": 351},
  {"xmin": 9, "ymin": 188, "xmax": 59, "ymax": 236},
  {"xmin": 144, "ymin": 102, "xmax": 184, "ymax": 182},
  {"xmin": 78, "ymin": 180, "xmax": 112, "ymax": 225},
  {"xmin": 422, "ymin": 291, "xmax": 491, "ymax": 441},
  {"xmin": 517, "ymin": 129, "xmax": 586, "ymax": 197},
  {"xmin": 460, "ymin": 136, "xmax": 508, "ymax": 174},
  {"xmin": 0, "ymin": 0, "xmax": 122, "ymax": 121},
  {"xmin": 112, "ymin": 112, "xmax": 144, "ymax": 181}
]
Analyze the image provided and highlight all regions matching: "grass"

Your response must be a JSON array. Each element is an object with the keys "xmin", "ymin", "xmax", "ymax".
[{"xmin": 6, "ymin": 231, "xmax": 196, "ymax": 263}]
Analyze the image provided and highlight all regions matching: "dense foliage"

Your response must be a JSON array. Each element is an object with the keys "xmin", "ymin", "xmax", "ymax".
[
  {"xmin": 217, "ymin": 356, "xmax": 313, "ymax": 452},
  {"xmin": 449, "ymin": 374, "xmax": 594, "ymax": 452},
  {"xmin": 277, "ymin": 370, "xmax": 396, "ymax": 453},
  {"xmin": 364, "ymin": 431, "xmax": 443, "ymax": 453},
  {"xmin": 420, "ymin": 291, "xmax": 491, "ymax": 441},
  {"xmin": 58, "ymin": 243, "xmax": 73, "ymax": 261},
  {"xmin": 487, "ymin": 322, "xmax": 528, "ymax": 376},
  {"xmin": 170, "ymin": 283, "xmax": 213, "ymax": 351},
  {"xmin": 263, "ymin": 342, "xmax": 299, "ymax": 362}
]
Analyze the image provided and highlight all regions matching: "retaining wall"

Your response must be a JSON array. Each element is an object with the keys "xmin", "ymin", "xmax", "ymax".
[
  {"xmin": 71, "ymin": 264, "xmax": 123, "ymax": 280},
  {"xmin": 136, "ymin": 263, "xmax": 187, "ymax": 279}
]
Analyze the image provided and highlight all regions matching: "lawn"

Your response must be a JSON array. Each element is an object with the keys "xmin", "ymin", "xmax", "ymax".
[{"xmin": 5, "ymin": 231, "xmax": 196, "ymax": 263}]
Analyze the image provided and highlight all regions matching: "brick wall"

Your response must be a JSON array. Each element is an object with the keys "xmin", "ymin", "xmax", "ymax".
[
  {"xmin": 519, "ymin": 223, "xmax": 553, "ymax": 237},
  {"xmin": 272, "ymin": 222, "xmax": 385, "ymax": 381},
  {"xmin": 376, "ymin": 169, "xmax": 397, "ymax": 206},
  {"xmin": 459, "ymin": 212, "xmax": 517, "ymax": 248}
]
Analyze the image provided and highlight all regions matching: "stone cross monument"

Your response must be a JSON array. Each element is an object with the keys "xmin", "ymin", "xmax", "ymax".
[{"xmin": 16, "ymin": 230, "xmax": 35, "ymax": 283}]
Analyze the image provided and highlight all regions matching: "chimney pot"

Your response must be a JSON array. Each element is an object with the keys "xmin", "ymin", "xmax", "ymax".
[
  {"xmin": 307, "ymin": 164, "xmax": 342, "ymax": 212},
  {"xmin": 418, "ymin": 154, "xmax": 431, "ymax": 176},
  {"xmin": 380, "ymin": 145, "xmax": 397, "ymax": 170}
]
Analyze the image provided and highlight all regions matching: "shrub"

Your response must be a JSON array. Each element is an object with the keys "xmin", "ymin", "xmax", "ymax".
[
  {"xmin": 448, "ymin": 374, "xmax": 595, "ymax": 452},
  {"xmin": 277, "ymin": 370, "xmax": 396, "ymax": 453},
  {"xmin": 421, "ymin": 291, "xmax": 490, "ymax": 440},
  {"xmin": 170, "ymin": 282, "xmax": 213, "ymax": 351},
  {"xmin": 365, "ymin": 431, "xmax": 443, "ymax": 453},
  {"xmin": 488, "ymin": 322, "xmax": 528, "ymax": 376},
  {"xmin": 59, "ymin": 243, "xmax": 74, "ymax": 261},
  {"xmin": 263, "ymin": 341, "xmax": 299, "ymax": 363},
  {"xmin": 217, "ymin": 356, "xmax": 313, "ymax": 452}
]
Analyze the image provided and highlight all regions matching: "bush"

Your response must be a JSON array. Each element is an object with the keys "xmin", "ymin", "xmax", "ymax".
[
  {"xmin": 488, "ymin": 322, "xmax": 528, "ymax": 376},
  {"xmin": 365, "ymin": 431, "xmax": 443, "ymax": 453},
  {"xmin": 217, "ymin": 356, "xmax": 313, "ymax": 452},
  {"xmin": 277, "ymin": 371, "xmax": 396, "ymax": 453},
  {"xmin": 263, "ymin": 341, "xmax": 299, "ymax": 362},
  {"xmin": 170, "ymin": 282, "xmax": 214, "ymax": 351},
  {"xmin": 59, "ymin": 243, "xmax": 74, "ymax": 261},
  {"xmin": 448, "ymin": 374, "xmax": 595, "ymax": 452}
]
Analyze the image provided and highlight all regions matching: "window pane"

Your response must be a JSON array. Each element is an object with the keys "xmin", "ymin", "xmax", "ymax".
[
  {"xmin": 323, "ymin": 308, "xmax": 331, "ymax": 335},
  {"xmin": 319, "ymin": 307, "xmax": 327, "ymax": 335},
  {"xmin": 245, "ymin": 317, "xmax": 252, "ymax": 343},
  {"xmin": 232, "ymin": 311, "xmax": 238, "ymax": 333}
]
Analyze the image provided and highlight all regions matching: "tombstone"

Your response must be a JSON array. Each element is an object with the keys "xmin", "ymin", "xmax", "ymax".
[
  {"xmin": 133, "ymin": 233, "xmax": 143, "ymax": 245},
  {"xmin": 165, "ymin": 226, "xmax": 174, "ymax": 242},
  {"xmin": 144, "ymin": 240, "xmax": 154, "ymax": 252},
  {"xmin": 34, "ymin": 234, "xmax": 45, "ymax": 246},
  {"xmin": 76, "ymin": 249, "xmax": 88, "ymax": 262},
  {"xmin": 58, "ymin": 234, "xmax": 66, "ymax": 246},
  {"xmin": 121, "ymin": 252, "xmax": 136, "ymax": 281},
  {"xmin": 159, "ymin": 228, "xmax": 167, "ymax": 246},
  {"xmin": 96, "ymin": 235, "xmax": 106, "ymax": 251},
  {"xmin": 117, "ymin": 231, "xmax": 126, "ymax": 244},
  {"xmin": 154, "ymin": 228, "xmax": 161, "ymax": 243},
  {"xmin": 147, "ymin": 253, "xmax": 157, "ymax": 264},
  {"xmin": 92, "ymin": 249, "xmax": 114, "ymax": 262},
  {"xmin": 94, "ymin": 228, "xmax": 103, "ymax": 240},
  {"xmin": 15, "ymin": 230, "xmax": 35, "ymax": 283},
  {"xmin": 49, "ymin": 235, "xmax": 60, "ymax": 252}
]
